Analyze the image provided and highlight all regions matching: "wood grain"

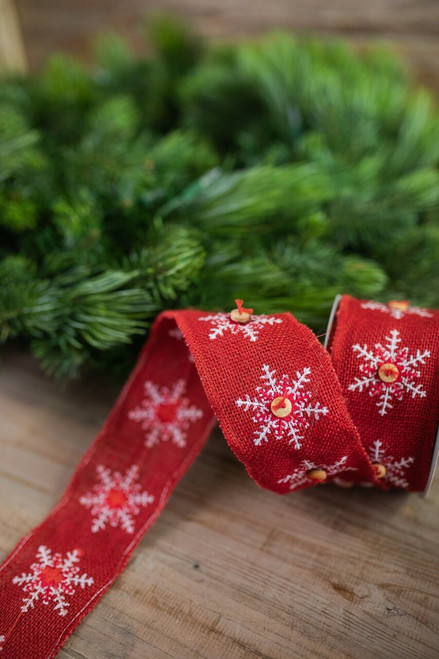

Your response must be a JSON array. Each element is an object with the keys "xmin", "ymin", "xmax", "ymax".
[
  {"xmin": 0, "ymin": 348, "xmax": 438, "ymax": 658},
  {"xmin": 12, "ymin": 0, "xmax": 439, "ymax": 93}
]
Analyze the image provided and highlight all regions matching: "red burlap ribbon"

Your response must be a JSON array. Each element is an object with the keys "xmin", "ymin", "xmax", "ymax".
[{"xmin": 1, "ymin": 295, "xmax": 438, "ymax": 657}]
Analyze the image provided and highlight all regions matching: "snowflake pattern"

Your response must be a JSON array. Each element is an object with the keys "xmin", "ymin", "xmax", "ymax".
[
  {"xmin": 168, "ymin": 327, "xmax": 184, "ymax": 340},
  {"xmin": 0, "ymin": 634, "xmax": 4, "ymax": 652},
  {"xmin": 278, "ymin": 457, "xmax": 356, "ymax": 491},
  {"xmin": 79, "ymin": 465, "xmax": 154, "ymax": 534},
  {"xmin": 348, "ymin": 329, "xmax": 430, "ymax": 416},
  {"xmin": 199, "ymin": 313, "xmax": 282, "ymax": 342},
  {"xmin": 361, "ymin": 301, "xmax": 433, "ymax": 320},
  {"xmin": 235, "ymin": 364, "xmax": 328, "ymax": 449},
  {"xmin": 129, "ymin": 379, "xmax": 203, "ymax": 448},
  {"xmin": 369, "ymin": 439, "xmax": 414, "ymax": 489},
  {"xmin": 168, "ymin": 327, "xmax": 194, "ymax": 362},
  {"xmin": 12, "ymin": 546, "xmax": 93, "ymax": 616}
]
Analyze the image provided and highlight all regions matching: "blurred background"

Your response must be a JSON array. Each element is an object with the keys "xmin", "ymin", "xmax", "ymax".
[{"xmin": 2, "ymin": 0, "xmax": 439, "ymax": 89}]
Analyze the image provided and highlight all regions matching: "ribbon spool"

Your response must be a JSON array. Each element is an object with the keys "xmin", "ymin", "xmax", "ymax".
[{"xmin": 0, "ymin": 295, "xmax": 438, "ymax": 658}]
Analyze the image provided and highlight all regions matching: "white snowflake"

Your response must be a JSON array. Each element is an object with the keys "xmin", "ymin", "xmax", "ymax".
[
  {"xmin": 79, "ymin": 465, "xmax": 154, "ymax": 534},
  {"xmin": 348, "ymin": 329, "xmax": 430, "ymax": 416},
  {"xmin": 168, "ymin": 327, "xmax": 194, "ymax": 362},
  {"xmin": 0, "ymin": 635, "xmax": 4, "ymax": 652},
  {"xmin": 129, "ymin": 379, "xmax": 203, "ymax": 448},
  {"xmin": 278, "ymin": 457, "xmax": 355, "ymax": 491},
  {"xmin": 369, "ymin": 439, "xmax": 414, "ymax": 489},
  {"xmin": 361, "ymin": 301, "xmax": 433, "ymax": 320},
  {"xmin": 168, "ymin": 327, "xmax": 183, "ymax": 340},
  {"xmin": 12, "ymin": 545, "xmax": 94, "ymax": 616},
  {"xmin": 199, "ymin": 312, "xmax": 282, "ymax": 342},
  {"xmin": 235, "ymin": 364, "xmax": 328, "ymax": 449}
]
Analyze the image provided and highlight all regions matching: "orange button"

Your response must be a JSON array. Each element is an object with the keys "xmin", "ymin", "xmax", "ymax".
[
  {"xmin": 308, "ymin": 469, "xmax": 327, "ymax": 483},
  {"xmin": 373, "ymin": 463, "xmax": 387, "ymax": 479},
  {"xmin": 230, "ymin": 308, "xmax": 251, "ymax": 324},
  {"xmin": 388, "ymin": 300, "xmax": 409, "ymax": 312},
  {"xmin": 378, "ymin": 363, "xmax": 399, "ymax": 383},
  {"xmin": 270, "ymin": 396, "xmax": 292, "ymax": 418}
]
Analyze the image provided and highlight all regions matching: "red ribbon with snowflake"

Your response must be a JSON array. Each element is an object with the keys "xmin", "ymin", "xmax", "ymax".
[{"xmin": 1, "ymin": 295, "xmax": 438, "ymax": 657}]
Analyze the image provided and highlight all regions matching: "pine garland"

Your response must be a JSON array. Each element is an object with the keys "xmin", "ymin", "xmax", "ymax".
[{"xmin": 1, "ymin": 15, "xmax": 439, "ymax": 378}]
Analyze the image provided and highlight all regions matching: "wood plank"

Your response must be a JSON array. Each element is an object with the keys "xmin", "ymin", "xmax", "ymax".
[
  {"xmin": 13, "ymin": 0, "xmax": 439, "ymax": 93},
  {"xmin": 1, "ymin": 349, "xmax": 438, "ymax": 658}
]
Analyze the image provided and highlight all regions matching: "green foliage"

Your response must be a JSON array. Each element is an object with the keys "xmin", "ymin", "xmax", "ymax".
[{"xmin": 0, "ymin": 16, "xmax": 438, "ymax": 378}]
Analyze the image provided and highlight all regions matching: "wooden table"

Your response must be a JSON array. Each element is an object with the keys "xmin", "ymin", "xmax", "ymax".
[{"xmin": 1, "ymin": 349, "xmax": 438, "ymax": 658}]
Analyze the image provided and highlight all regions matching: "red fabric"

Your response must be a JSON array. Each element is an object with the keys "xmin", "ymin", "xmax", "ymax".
[
  {"xmin": 0, "ymin": 297, "xmax": 438, "ymax": 657},
  {"xmin": 329, "ymin": 296, "xmax": 439, "ymax": 492}
]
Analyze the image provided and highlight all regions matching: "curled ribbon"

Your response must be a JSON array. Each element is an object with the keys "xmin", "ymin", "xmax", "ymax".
[{"xmin": 0, "ymin": 295, "xmax": 438, "ymax": 657}]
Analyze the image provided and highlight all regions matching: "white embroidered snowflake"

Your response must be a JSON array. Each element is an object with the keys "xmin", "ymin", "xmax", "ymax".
[
  {"xmin": 361, "ymin": 301, "xmax": 433, "ymax": 320},
  {"xmin": 369, "ymin": 439, "xmax": 414, "ymax": 489},
  {"xmin": 0, "ymin": 634, "xmax": 4, "ymax": 652},
  {"xmin": 79, "ymin": 465, "xmax": 154, "ymax": 534},
  {"xmin": 199, "ymin": 313, "xmax": 282, "ymax": 342},
  {"xmin": 168, "ymin": 327, "xmax": 194, "ymax": 362},
  {"xmin": 278, "ymin": 457, "xmax": 355, "ymax": 491},
  {"xmin": 12, "ymin": 545, "xmax": 94, "ymax": 616},
  {"xmin": 235, "ymin": 364, "xmax": 328, "ymax": 449},
  {"xmin": 348, "ymin": 329, "xmax": 430, "ymax": 416},
  {"xmin": 129, "ymin": 379, "xmax": 203, "ymax": 448},
  {"xmin": 168, "ymin": 327, "xmax": 183, "ymax": 340}
]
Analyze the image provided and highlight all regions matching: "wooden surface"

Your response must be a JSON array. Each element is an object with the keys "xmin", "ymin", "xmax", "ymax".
[
  {"xmin": 13, "ymin": 0, "xmax": 439, "ymax": 93},
  {"xmin": 1, "ymin": 348, "xmax": 439, "ymax": 658}
]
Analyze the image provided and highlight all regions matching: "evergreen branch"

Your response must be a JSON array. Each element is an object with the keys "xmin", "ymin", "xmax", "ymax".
[
  {"xmin": 161, "ymin": 163, "xmax": 332, "ymax": 231},
  {"xmin": 0, "ymin": 17, "xmax": 438, "ymax": 378}
]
